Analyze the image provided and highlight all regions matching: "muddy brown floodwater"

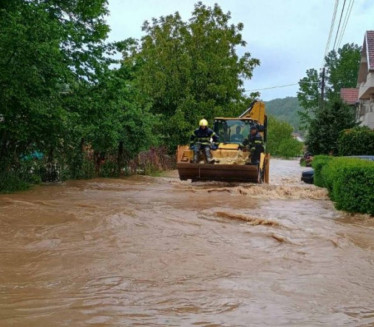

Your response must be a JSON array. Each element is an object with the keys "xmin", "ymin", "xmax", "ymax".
[{"xmin": 1, "ymin": 159, "xmax": 374, "ymax": 326}]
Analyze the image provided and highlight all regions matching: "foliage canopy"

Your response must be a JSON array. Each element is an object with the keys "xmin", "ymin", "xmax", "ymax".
[
  {"xmin": 267, "ymin": 116, "xmax": 303, "ymax": 158},
  {"xmin": 1, "ymin": 1, "xmax": 262, "ymax": 191},
  {"xmin": 297, "ymin": 43, "xmax": 361, "ymax": 129},
  {"xmin": 0, "ymin": 0, "xmax": 159, "ymax": 189},
  {"xmin": 305, "ymin": 100, "xmax": 357, "ymax": 155},
  {"xmin": 123, "ymin": 2, "xmax": 260, "ymax": 149}
]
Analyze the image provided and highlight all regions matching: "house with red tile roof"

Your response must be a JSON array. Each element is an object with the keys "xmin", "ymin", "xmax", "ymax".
[
  {"xmin": 357, "ymin": 30, "xmax": 374, "ymax": 128},
  {"xmin": 340, "ymin": 88, "xmax": 358, "ymax": 106}
]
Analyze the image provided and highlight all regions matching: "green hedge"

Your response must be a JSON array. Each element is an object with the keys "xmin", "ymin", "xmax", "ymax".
[
  {"xmin": 338, "ymin": 126, "xmax": 374, "ymax": 156},
  {"xmin": 313, "ymin": 155, "xmax": 374, "ymax": 215},
  {"xmin": 312, "ymin": 155, "xmax": 333, "ymax": 187}
]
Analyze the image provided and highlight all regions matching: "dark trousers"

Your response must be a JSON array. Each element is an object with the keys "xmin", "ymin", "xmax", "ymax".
[
  {"xmin": 193, "ymin": 143, "xmax": 212, "ymax": 163},
  {"xmin": 250, "ymin": 144, "xmax": 264, "ymax": 164}
]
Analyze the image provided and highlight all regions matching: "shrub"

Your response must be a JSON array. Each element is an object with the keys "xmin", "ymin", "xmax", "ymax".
[
  {"xmin": 68, "ymin": 157, "xmax": 95, "ymax": 180},
  {"xmin": 0, "ymin": 171, "xmax": 30, "ymax": 193},
  {"xmin": 312, "ymin": 155, "xmax": 333, "ymax": 187},
  {"xmin": 0, "ymin": 146, "xmax": 175, "ymax": 193},
  {"xmin": 338, "ymin": 126, "xmax": 374, "ymax": 156},
  {"xmin": 100, "ymin": 160, "xmax": 118, "ymax": 178},
  {"xmin": 319, "ymin": 158, "xmax": 346, "ymax": 198},
  {"xmin": 136, "ymin": 147, "xmax": 175, "ymax": 174},
  {"xmin": 267, "ymin": 115, "xmax": 303, "ymax": 158},
  {"xmin": 306, "ymin": 100, "xmax": 356, "ymax": 155},
  {"xmin": 334, "ymin": 163, "xmax": 374, "ymax": 214},
  {"xmin": 278, "ymin": 138, "xmax": 303, "ymax": 158},
  {"xmin": 0, "ymin": 158, "xmax": 45, "ymax": 193},
  {"xmin": 315, "ymin": 156, "xmax": 374, "ymax": 214}
]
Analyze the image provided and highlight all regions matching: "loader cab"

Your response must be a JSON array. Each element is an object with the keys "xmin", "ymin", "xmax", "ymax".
[{"xmin": 214, "ymin": 118, "xmax": 263, "ymax": 144}]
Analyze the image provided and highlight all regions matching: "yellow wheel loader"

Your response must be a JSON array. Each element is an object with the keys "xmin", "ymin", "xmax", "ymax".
[{"xmin": 176, "ymin": 101, "xmax": 270, "ymax": 183}]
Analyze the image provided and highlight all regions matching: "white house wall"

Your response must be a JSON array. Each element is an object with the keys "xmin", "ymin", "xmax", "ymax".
[
  {"xmin": 358, "ymin": 72, "xmax": 374, "ymax": 100},
  {"xmin": 358, "ymin": 100, "xmax": 374, "ymax": 129}
]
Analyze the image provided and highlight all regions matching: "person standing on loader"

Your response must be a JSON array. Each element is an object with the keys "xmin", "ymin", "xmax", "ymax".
[
  {"xmin": 242, "ymin": 125, "xmax": 264, "ymax": 165},
  {"xmin": 190, "ymin": 119, "xmax": 219, "ymax": 164}
]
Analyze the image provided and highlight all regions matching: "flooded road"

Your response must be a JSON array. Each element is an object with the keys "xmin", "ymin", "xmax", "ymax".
[{"xmin": 1, "ymin": 159, "xmax": 374, "ymax": 326}]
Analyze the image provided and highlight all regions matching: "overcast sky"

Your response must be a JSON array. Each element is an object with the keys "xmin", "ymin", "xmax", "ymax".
[{"xmin": 106, "ymin": 0, "xmax": 374, "ymax": 100}]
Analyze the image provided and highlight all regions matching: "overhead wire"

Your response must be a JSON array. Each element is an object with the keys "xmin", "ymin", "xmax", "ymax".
[
  {"xmin": 245, "ymin": 83, "xmax": 298, "ymax": 92},
  {"xmin": 324, "ymin": 0, "xmax": 339, "ymax": 58},
  {"xmin": 337, "ymin": 0, "xmax": 354, "ymax": 48},
  {"xmin": 247, "ymin": 1, "xmax": 351, "ymax": 95},
  {"xmin": 332, "ymin": 0, "xmax": 347, "ymax": 50},
  {"xmin": 244, "ymin": 81, "xmax": 319, "ymax": 93}
]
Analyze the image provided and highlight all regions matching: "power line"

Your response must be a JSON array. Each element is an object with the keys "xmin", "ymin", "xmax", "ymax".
[
  {"xmin": 337, "ymin": 0, "xmax": 354, "ymax": 48},
  {"xmin": 245, "ymin": 83, "xmax": 297, "ymax": 92},
  {"xmin": 245, "ymin": 81, "xmax": 319, "ymax": 92},
  {"xmin": 333, "ymin": 0, "xmax": 347, "ymax": 50},
  {"xmin": 336, "ymin": 0, "xmax": 354, "ymax": 48},
  {"xmin": 247, "ymin": 2, "xmax": 353, "ymax": 97},
  {"xmin": 324, "ymin": 0, "xmax": 339, "ymax": 58}
]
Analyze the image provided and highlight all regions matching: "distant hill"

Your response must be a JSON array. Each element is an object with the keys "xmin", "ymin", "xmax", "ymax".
[{"xmin": 265, "ymin": 97, "xmax": 302, "ymax": 131}]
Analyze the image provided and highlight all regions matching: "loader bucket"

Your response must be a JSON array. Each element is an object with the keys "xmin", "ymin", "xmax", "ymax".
[{"xmin": 177, "ymin": 163, "xmax": 262, "ymax": 183}]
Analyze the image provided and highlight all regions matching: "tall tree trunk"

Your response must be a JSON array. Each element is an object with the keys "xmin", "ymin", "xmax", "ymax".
[{"xmin": 117, "ymin": 141, "xmax": 124, "ymax": 176}]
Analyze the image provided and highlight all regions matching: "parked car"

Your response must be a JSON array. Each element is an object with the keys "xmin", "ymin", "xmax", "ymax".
[
  {"xmin": 301, "ymin": 155, "xmax": 374, "ymax": 184},
  {"xmin": 301, "ymin": 169, "xmax": 314, "ymax": 184}
]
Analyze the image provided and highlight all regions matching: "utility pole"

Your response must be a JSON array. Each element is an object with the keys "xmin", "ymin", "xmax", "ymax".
[{"xmin": 320, "ymin": 67, "xmax": 326, "ymax": 109}]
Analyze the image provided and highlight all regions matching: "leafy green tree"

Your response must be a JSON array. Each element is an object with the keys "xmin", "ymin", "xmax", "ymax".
[
  {"xmin": 298, "ymin": 68, "xmax": 320, "ymax": 111},
  {"xmin": 306, "ymin": 99, "xmax": 357, "ymax": 155},
  {"xmin": 297, "ymin": 68, "xmax": 320, "ymax": 128},
  {"xmin": 267, "ymin": 116, "xmax": 303, "ymax": 158},
  {"xmin": 297, "ymin": 43, "xmax": 361, "ymax": 128},
  {"xmin": 325, "ymin": 43, "xmax": 361, "ymax": 98},
  {"xmin": 60, "ymin": 58, "xmax": 158, "ymax": 178},
  {"xmin": 0, "ymin": 0, "xmax": 110, "ymax": 168},
  {"xmin": 123, "ymin": 2, "xmax": 260, "ymax": 150},
  {"xmin": 0, "ymin": 0, "xmax": 160, "ymax": 188}
]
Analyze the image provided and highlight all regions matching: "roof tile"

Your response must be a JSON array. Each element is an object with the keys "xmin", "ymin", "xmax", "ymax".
[
  {"xmin": 367, "ymin": 31, "xmax": 374, "ymax": 70},
  {"xmin": 340, "ymin": 88, "xmax": 359, "ymax": 105}
]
